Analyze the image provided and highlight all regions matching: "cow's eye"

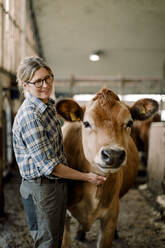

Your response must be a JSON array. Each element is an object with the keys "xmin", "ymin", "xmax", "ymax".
[
  {"xmin": 126, "ymin": 120, "xmax": 133, "ymax": 128},
  {"xmin": 83, "ymin": 121, "xmax": 91, "ymax": 128}
]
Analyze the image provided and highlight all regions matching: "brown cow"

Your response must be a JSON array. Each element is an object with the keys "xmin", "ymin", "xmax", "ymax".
[
  {"xmin": 131, "ymin": 113, "xmax": 161, "ymax": 166},
  {"xmin": 56, "ymin": 88, "xmax": 158, "ymax": 248}
]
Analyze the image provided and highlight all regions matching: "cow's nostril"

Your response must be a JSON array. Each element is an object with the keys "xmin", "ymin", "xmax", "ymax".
[
  {"xmin": 101, "ymin": 149, "xmax": 112, "ymax": 164},
  {"xmin": 120, "ymin": 150, "xmax": 126, "ymax": 162},
  {"xmin": 101, "ymin": 150, "xmax": 109, "ymax": 160}
]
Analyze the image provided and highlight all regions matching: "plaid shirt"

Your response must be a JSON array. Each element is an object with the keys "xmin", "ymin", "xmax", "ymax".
[{"xmin": 12, "ymin": 93, "xmax": 67, "ymax": 179}]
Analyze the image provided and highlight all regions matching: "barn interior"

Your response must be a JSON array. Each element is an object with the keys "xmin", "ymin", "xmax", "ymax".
[{"xmin": 0, "ymin": 0, "xmax": 165, "ymax": 247}]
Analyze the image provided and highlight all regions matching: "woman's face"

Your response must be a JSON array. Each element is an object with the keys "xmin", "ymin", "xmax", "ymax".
[{"xmin": 23, "ymin": 67, "xmax": 54, "ymax": 103}]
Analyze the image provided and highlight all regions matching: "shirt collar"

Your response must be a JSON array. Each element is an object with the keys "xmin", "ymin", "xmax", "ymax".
[{"xmin": 26, "ymin": 93, "xmax": 55, "ymax": 113}]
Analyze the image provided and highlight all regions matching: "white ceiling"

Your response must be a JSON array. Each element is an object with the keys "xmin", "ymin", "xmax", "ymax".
[{"xmin": 32, "ymin": 0, "xmax": 165, "ymax": 94}]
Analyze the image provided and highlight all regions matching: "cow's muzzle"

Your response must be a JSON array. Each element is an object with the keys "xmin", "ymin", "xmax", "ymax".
[{"xmin": 101, "ymin": 148, "xmax": 126, "ymax": 168}]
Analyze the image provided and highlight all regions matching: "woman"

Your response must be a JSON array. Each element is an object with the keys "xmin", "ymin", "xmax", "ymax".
[{"xmin": 12, "ymin": 56, "xmax": 106, "ymax": 248}]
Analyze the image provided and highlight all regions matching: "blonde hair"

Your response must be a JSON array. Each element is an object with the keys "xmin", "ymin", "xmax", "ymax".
[{"xmin": 17, "ymin": 56, "xmax": 53, "ymax": 95}]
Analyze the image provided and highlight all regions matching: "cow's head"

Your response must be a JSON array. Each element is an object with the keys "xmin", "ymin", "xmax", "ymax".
[{"xmin": 56, "ymin": 88, "xmax": 158, "ymax": 175}]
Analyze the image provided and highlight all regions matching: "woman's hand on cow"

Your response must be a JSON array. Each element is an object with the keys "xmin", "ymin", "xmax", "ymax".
[
  {"xmin": 52, "ymin": 163, "xmax": 106, "ymax": 184},
  {"xmin": 87, "ymin": 172, "xmax": 106, "ymax": 185}
]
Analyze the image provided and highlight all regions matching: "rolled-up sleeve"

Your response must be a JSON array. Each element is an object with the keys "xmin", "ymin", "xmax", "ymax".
[{"xmin": 21, "ymin": 116, "xmax": 62, "ymax": 176}]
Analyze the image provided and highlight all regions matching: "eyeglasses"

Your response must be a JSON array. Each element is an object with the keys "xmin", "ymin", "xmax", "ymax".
[{"xmin": 26, "ymin": 74, "xmax": 54, "ymax": 88}]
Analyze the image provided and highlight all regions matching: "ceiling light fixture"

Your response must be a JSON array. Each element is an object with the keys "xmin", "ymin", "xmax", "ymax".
[{"xmin": 89, "ymin": 50, "xmax": 104, "ymax": 62}]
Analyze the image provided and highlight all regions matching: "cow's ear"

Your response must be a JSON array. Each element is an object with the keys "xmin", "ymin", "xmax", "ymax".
[
  {"xmin": 56, "ymin": 99, "xmax": 83, "ymax": 122},
  {"xmin": 130, "ymin": 98, "xmax": 159, "ymax": 121}
]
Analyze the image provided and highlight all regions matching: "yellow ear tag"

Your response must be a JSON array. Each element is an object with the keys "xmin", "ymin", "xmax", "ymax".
[
  {"xmin": 140, "ymin": 106, "xmax": 146, "ymax": 114},
  {"xmin": 70, "ymin": 112, "xmax": 81, "ymax": 121},
  {"xmin": 70, "ymin": 112, "xmax": 77, "ymax": 121}
]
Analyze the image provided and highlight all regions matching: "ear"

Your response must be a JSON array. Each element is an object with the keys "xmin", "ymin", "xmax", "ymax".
[
  {"xmin": 56, "ymin": 98, "xmax": 84, "ymax": 122},
  {"xmin": 130, "ymin": 98, "xmax": 159, "ymax": 121}
]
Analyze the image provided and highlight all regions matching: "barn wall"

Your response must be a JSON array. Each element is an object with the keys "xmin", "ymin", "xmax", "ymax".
[
  {"xmin": 0, "ymin": 0, "xmax": 40, "ymax": 216},
  {"xmin": 0, "ymin": 0, "xmax": 39, "ymax": 74}
]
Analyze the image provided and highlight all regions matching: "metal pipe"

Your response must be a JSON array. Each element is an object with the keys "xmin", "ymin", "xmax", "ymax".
[{"xmin": 55, "ymin": 76, "xmax": 164, "ymax": 83}]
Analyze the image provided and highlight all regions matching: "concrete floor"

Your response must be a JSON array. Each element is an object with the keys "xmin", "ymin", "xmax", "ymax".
[{"xmin": 0, "ymin": 170, "xmax": 165, "ymax": 248}]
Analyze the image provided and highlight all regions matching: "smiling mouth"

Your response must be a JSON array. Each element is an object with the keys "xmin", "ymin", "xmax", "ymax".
[{"xmin": 41, "ymin": 90, "xmax": 50, "ymax": 93}]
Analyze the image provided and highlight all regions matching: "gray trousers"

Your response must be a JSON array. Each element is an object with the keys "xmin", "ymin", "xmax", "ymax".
[{"xmin": 20, "ymin": 177, "xmax": 67, "ymax": 248}]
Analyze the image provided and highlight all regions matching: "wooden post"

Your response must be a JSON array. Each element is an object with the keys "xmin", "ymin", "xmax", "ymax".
[
  {"xmin": 0, "ymin": 84, "xmax": 5, "ymax": 217},
  {"xmin": 148, "ymin": 123, "xmax": 165, "ymax": 195},
  {"xmin": 21, "ymin": 0, "xmax": 26, "ymax": 60}
]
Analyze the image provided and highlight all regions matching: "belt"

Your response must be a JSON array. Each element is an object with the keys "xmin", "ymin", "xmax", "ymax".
[{"xmin": 24, "ymin": 176, "xmax": 66, "ymax": 184}]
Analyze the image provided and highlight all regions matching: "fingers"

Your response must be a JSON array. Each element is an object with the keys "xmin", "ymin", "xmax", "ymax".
[
  {"xmin": 96, "ymin": 175, "xmax": 106, "ymax": 185},
  {"xmin": 87, "ymin": 172, "xmax": 106, "ymax": 185}
]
